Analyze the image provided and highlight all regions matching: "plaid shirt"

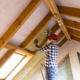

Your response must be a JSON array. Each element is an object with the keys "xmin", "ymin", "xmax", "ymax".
[{"xmin": 35, "ymin": 43, "xmax": 59, "ymax": 68}]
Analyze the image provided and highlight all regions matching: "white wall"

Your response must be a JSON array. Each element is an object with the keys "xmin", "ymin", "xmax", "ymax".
[{"xmin": 30, "ymin": 40, "xmax": 80, "ymax": 80}]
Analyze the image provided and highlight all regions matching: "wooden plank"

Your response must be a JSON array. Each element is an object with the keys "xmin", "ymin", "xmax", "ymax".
[
  {"xmin": 20, "ymin": 12, "xmax": 52, "ymax": 48},
  {"xmin": 0, "ymin": 0, "xmax": 43, "ymax": 50},
  {"xmin": 57, "ymin": 31, "xmax": 64, "ymax": 42},
  {"xmin": 52, "ymin": 23, "xmax": 60, "ymax": 33},
  {"xmin": 64, "ymin": 19, "xmax": 80, "ymax": 30},
  {"xmin": 0, "ymin": 49, "xmax": 16, "ymax": 68},
  {"xmin": 67, "ymin": 28, "xmax": 80, "ymax": 38},
  {"xmin": 58, "ymin": 54, "xmax": 69, "ymax": 65},
  {"xmin": 58, "ymin": 6, "xmax": 80, "ymax": 18},
  {"xmin": 45, "ymin": 0, "xmax": 71, "ymax": 41},
  {"xmin": 5, "ymin": 43, "xmax": 34, "ymax": 56},
  {"xmin": 59, "ymin": 37, "xmax": 67, "ymax": 47},
  {"xmin": 71, "ymin": 35, "xmax": 80, "ymax": 42}
]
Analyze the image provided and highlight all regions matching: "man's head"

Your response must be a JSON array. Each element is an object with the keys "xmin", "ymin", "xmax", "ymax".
[{"xmin": 48, "ymin": 34, "xmax": 58, "ymax": 43}]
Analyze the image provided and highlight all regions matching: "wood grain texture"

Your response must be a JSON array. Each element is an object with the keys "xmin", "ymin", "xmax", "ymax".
[
  {"xmin": 58, "ymin": 6, "xmax": 80, "ymax": 18},
  {"xmin": 0, "ymin": 0, "xmax": 43, "ymax": 50}
]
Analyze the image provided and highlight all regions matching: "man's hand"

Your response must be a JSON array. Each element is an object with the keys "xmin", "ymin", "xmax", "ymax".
[{"xmin": 34, "ymin": 38, "xmax": 38, "ymax": 45}]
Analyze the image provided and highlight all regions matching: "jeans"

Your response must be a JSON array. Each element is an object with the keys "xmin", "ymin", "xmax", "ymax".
[{"xmin": 45, "ymin": 67, "xmax": 58, "ymax": 80}]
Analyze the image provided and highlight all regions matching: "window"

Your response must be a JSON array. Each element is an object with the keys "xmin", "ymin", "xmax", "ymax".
[{"xmin": 0, "ymin": 52, "xmax": 27, "ymax": 80}]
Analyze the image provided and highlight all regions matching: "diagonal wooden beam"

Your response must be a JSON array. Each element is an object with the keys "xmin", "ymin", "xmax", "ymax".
[
  {"xmin": 0, "ymin": 0, "xmax": 43, "ymax": 50},
  {"xmin": 58, "ymin": 6, "xmax": 80, "ymax": 18},
  {"xmin": 64, "ymin": 19, "xmax": 80, "ymax": 30},
  {"xmin": 20, "ymin": 12, "xmax": 52, "ymax": 48},
  {"xmin": 59, "ymin": 37, "xmax": 67, "ymax": 47},
  {"xmin": 0, "ymin": 49, "xmax": 16, "ymax": 68},
  {"xmin": 57, "ymin": 31, "xmax": 64, "ymax": 43},
  {"xmin": 45, "ymin": 0, "xmax": 71, "ymax": 41},
  {"xmin": 67, "ymin": 28, "xmax": 80, "ymax": 38},
  {"xmin": 5, "ymin": 43, "xmax": 34, "ymax": 56}
]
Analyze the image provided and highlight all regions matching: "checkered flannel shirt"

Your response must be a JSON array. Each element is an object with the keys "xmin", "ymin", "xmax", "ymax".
[{"xmin": 35, "ymin": 43, "xmax": 59, "ymax": 68}]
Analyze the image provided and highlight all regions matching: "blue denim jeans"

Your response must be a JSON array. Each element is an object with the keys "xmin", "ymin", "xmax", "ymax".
[{"xmin": 45, "ymin": 67, "xmax": 58, "ymax": 80}]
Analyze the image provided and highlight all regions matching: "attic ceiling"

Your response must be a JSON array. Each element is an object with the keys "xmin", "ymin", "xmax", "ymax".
[{"xmin": 0, "ymin": 0, "xmax": 80, "ymax": 80}]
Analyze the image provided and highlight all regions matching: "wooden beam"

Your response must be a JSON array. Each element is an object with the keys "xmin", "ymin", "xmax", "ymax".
[
  {"xmin": 0, "ymin": 49, "xmax": 16, "ymax": 68},
  {"xmin": 71, "ymin": 35, "xmax": 80, "ymax": 42},
  {"xmin": 57, "ymin": 31, "xmax": 64, "ymax": 42},
  {"xmin": 59, "ymin": 37, "xmax": 67, "ymax": 47},
  {"xmin": 52, "ymin": 23, "xmax": 60, "ymax": 33},
  {"xmin": 0, "ymin": 0, "xmax": 43, "ymax": 50},
  {"xmin": 45, "ymin": 0, "xmax": 71, "ymax": 41},
  {"xmin": 58, "ymin": 54, "xmax": 69, "ymax": 65},
  {"xmin": 67, "ymin": 28, "xmax": 80, "ymax": 38},
  {"xmin": 64, "ymin": 19, "xmax": 80, "ymax": 30},
  {"xmin": 20, "ymin": 12, "xmax": 52, "ymax": 48},
  {"xmin": 58, "ymin": 6, "xmax": 80, "ymax": 18},
  {"xmin": 5, "ymin": 43, "xmax": 34, "ymax": 56}
]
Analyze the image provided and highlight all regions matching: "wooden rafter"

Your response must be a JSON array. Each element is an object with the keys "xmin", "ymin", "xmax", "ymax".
[
  {"xmin": 20, "ymin": 12, "xmax": 52, "ymax": 48},
  {"xmin": 64, "ymin": 19, "xmax": 80, "ymax": 30},
  {"xmin": 67, "ymin": 28, "xmax": 80, "ymax": 38},
  {"xmin": 0, "ymin": 49, "xmax": 16, "ymax": 68},
  {"xmin": 57, "ymin": 31, "xmax": 64, "ymax": 43},
  {"xmin": 5, "ymin": 43, "xmax": 34, "ymax": 56},
  {"xmin": 59, "ymin": 37, "xmax": 67, "ymax": 47},
  {"xmin": 58, "ymin": 6, "xmax": 80, "ymax": 18},
  {"xmin": 71, "ymin": 35, "xmax": 80, "ymax": 42},
  {"xmin": 44, "ymin": 0, "xmax": 71, "ymax": 41},
  {"xmin": 0, "ymin": 0, "xmax": 43, "ymax": 50}
]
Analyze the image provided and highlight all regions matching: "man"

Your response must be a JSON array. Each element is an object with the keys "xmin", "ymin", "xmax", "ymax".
[{"xmin": 34, "ymin": 34, "xmax": 59, "ymax": 80}]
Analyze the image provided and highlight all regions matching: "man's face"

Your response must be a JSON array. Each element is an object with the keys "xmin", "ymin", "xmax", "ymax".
[{"xmin": 48, "ymin": 39, "xmax": 56, "ymax": 43}]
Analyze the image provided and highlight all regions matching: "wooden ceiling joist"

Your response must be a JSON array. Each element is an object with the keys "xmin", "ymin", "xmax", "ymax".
[
  {"xmin": 64, "ymin": 19, "xmax": 80, "ymax": 30},
  {"xmin": 58, "ymin": 6, "xmax": 80, "ymax": 18},
  {"xmin": 59, "ymin": 37, "xmax": 67, "ymax": 47},
  {"xmin": 67, "ymin": 28, "xmax": 80, "ymax": 38},
  {"xmin": 20, "ymin": 12, "xmax": 52, "ymax": 48},
  {"xmin": 0, "ymin": 0, "xmax": 43, "ymax": 50},
  {"xmin": 71, "ymin": 35, "xmax": 80, "ymax": 42},
  {"xmin": 57, "ymin": 31, "xmax": 64, "ymax": 43},
  {"xmin": 45, "ymin": 0, "xmax": 71, "ymax": 41},
  {"xmin": 0, "ymin": 49, "xmax": 16, "ymax": 68},
  {"xmin": 5, "ymin": 43, "xmax": 34, "ymax": 56}
]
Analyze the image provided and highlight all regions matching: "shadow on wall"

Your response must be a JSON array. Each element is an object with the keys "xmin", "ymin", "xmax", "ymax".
[
  {"xmin": 58, "ymin": 56, "xmax": 73, "ymax": 80},
  {"xmin": 77, "ymin": 52, "xmax": 80, "ymax": 63}
]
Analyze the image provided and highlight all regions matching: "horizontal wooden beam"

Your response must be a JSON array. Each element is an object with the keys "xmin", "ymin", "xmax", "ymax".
[
  {"xmin": 71, "ymin": 35, "xmax": 80, "ymax": 42},
  {"xmin": 45, "ymin": 0, "xmax": 71, "ymax": 41},
  {"xmin": 5, "ymin": 43, "xmax": 34, "ymax": 56},
  {"xmin": 59, "ymin": 37, "xmax": 67, "ymax": 47},
  {"xmin": 0, "ymin": 49, "xmax": 16, "ymax": 68},
  {"xmin": 64, "ymin": 19, "xmax": 80, "ymax": 30},
  {"xmin": 58, "ymin": 6, "xmax": 80, "ymax": 18},
  {"xmin": 0, "ymin": 0, "xmax": 43, "ymax": 50},
  {"xmin": 67, "ymin": 28, "xmax": 80, "ymax": 38},
  {"xmin": 20, "ymin": 12, "xmax": 52, "ymax": 48}
]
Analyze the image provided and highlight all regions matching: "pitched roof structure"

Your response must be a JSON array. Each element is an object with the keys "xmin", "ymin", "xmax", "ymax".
[{"xmin": 0, "ymin": 0, "xmax": 80, "ymax": 80}]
